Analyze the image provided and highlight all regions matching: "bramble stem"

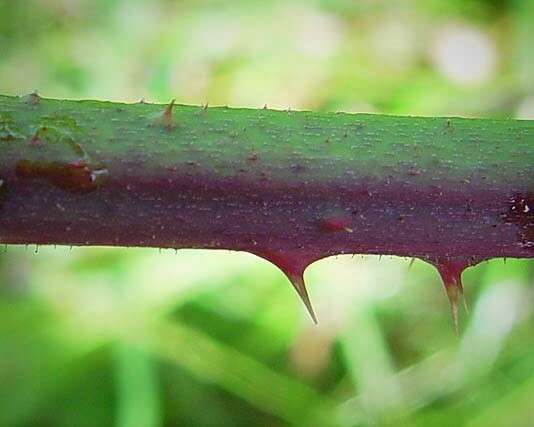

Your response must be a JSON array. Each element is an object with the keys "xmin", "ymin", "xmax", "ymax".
[{"xmin": 0, "ymin": 94, "xmax": 532, "ymax": 269}]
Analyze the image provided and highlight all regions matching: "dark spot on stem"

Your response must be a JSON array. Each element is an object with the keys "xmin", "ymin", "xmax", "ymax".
[
  {"xmin": 291, "ymin": 163, "xmax": 306, "ymax": 174},
  {"xmin": 16, "ymin": 159, "xmax": 108, "ymax": 193},
  {"xmin": 29, "ymin": 132, "xmax": 43, "ymax": 146},
  {"xmin": 318, "ymin": 216, "xmax": 353, "ymax": 233}
]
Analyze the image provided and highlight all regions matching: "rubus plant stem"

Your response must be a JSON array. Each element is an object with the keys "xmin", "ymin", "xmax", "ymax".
[{"xmin": 1, "ymin": 94, "xmax": 533, "ymax": 322}]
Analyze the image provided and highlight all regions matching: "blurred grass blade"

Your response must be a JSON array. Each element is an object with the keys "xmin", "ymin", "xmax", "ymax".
[
  {"xmin": 114, "ymin": 343, "xmax": 161, "ymax": 427},
  {"xmin": 122, "ymin": 320, "xmax": 336, "ymax": 427}
]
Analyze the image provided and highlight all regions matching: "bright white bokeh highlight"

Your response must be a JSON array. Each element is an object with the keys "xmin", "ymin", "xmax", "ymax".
[{"xmin": 430, "ymin": 24, "xmax": 497, "ymax": 85}]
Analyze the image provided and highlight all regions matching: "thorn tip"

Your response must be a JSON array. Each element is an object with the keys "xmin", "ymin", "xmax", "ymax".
[
  {"xmin": 426, "ymin": 257, "xmax": 480, "ymax": 334},
  {"xmin": 152, "ymin": 99, "xmax": 175, "ymax": 130},
  {"xmin": 289, "ymin": 274, "xmax": 317, "ymax": 324},
  {"xmin": 445, "ymin": 284, "xmax": 460, "ymax": 335},
  {"xmin": 23, "ymin": 90, "xmax": 41, "ymax": 106}
]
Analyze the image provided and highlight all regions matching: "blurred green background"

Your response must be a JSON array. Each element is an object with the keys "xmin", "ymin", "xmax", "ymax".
[{"xmin": 1, "ymin": 0, "xmax": 533, "ymax": 426}]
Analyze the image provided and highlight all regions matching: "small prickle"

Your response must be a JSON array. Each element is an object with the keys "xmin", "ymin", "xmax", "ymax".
[
  {"xmin": 162, "ymin": 99, "xmax": 175, "ymax": 129},
  {"xmin": 152, "ymin": 99, "xmax": 175, "ymax": 130},
  {"xmin": 23, "ymin": 90, "xmax": 41, "ymax": 106}
]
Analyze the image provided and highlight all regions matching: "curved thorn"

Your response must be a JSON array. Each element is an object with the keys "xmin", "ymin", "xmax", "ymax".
[
  {"xmin": 251, "ymin": 250, "xmax": 319, "ymax": 324},
  {"xmin": 427, "ymin": 257, "xmax": 477, "ymax": 333}
]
